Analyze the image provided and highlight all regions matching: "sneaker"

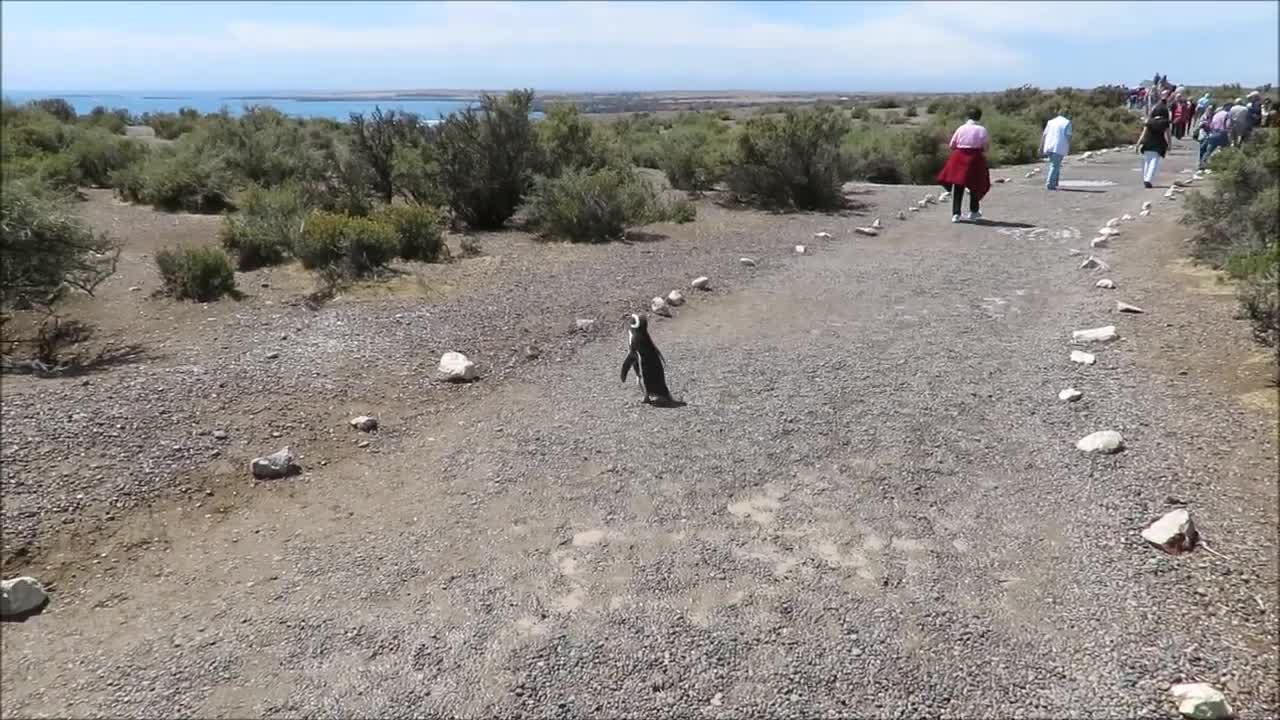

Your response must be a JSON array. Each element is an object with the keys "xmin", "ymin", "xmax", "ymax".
[
  {"xmin": 966, "ymin": 211, "xmax": 983, "ymax": 222},
  {"xmin": 1143, "ymin": 181, "xmax": 1153, "ymax": 188},
  {"xmin": 951, "ymin": 214, "xmax": 960, "ymax": 223}
]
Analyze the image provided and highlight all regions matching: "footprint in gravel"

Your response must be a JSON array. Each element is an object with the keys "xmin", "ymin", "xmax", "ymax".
[{"xmin": 727, "ymin": 484, "xmax": 786, "ymax": 525}]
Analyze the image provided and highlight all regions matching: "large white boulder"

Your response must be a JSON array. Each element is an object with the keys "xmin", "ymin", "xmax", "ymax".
[
  {"xmin": 1169, "ymin": 683, "xmax": 1232, "ymax": 720},
  {"xmin": 1141, "ymin": 509, "xmax": 1199, "ymax": 554},
  {"xmin": 438, "ymin": 351, "xmax": 478, "ymax": 382},
  {"xmin": 1076, "ymin": 430, "xmax": 1125, "ymax": 454}
]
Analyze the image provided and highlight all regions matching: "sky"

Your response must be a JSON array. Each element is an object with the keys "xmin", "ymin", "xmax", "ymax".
[{"xmin": 2, "ymin": 0, "xmax": 1277, "ymax": 93}]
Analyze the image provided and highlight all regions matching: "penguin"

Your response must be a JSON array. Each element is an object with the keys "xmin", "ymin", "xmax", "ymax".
[{"xmin": 620, "ymin": 313, "xmax": 673, "ymax": 405}]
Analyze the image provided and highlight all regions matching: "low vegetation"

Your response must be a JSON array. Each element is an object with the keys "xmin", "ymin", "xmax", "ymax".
[
  {"xmin": 1182, "ymin": 129, "xmax": 1280, "ymax": 348},
  {"xmin": 523, "ymin": 165, "xmax": 661, "ymax": 242},
  {"xmin": 155, "ymin": 246, "xmax": 238, "ymax": 302}
]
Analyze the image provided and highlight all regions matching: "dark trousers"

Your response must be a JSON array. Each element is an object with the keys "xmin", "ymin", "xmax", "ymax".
[{"xmin": 947, "ymin": 184, "xmax": 980, "ymax": 215}]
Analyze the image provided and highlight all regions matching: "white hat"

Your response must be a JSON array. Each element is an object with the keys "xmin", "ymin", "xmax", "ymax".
[{"xmin": 1248, "ymin": 90, "xmax": 1261, "ymax": 98}]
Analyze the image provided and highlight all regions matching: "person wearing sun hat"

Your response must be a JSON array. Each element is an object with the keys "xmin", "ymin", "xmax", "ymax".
[{"xmin": 1229, "ymin": 97, "xmax": 1252, "ymax": 146}]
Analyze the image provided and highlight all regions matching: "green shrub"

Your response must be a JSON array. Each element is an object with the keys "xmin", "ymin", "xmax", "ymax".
[
  {"xmin": 0, "ymin": 179, "xmax": 118, "ymax": 312},
  {"xmin": 109, "ymin": 162, "xmax": 148, "ymax": 203},
  {"xmin": 522, "ymin": 165, "xmax": 659, "ymax": 242},
  {"xmin": 670, "ymin": 197, "xmax": 697, "ymax": 224},
  {"xmin": 295, "ymin": 211, "xmax": 398, "ymax": 277},
  {"xmin": 904, "ymin": 105, "xmax": 919, "ymax": 118},
  {"xmin": 726, "ymin": 108, "xmax": 849, "ymax": 210},
  {"xmin": 67, "ymin": 130, "xmax": 147, "ymax": 187},
  {"xmin": 28, "ymin": 98, "xmax": 76, "ymax": 123},
  {"xmin": 372, "ymin": 205, "xmax": 447, "ymax": 262},
  {"xmin": 984, "ymin": 113, "xmax": 1040, "ymax": 166},
  {"xmin": 435, "ymin": 89, "xmax": 539, "ymax": 229},
  {"xmin": 128, "ymin": 147, "xmax": 234, "ymax": 213},
  {"xmin": 220, "ymin": 184, "xmax": 310, "ymax": 270},
  {"xmin": 872, "ymin": 97, "xmax": 901, "ymax": 109},
  {"xmin": 141, "ymin": 108, "xmax": 202, "ymax": 140},
  {"xmin": 657, "ymin": 121, "xmax": 729, "ymax": 192},
  {"xmin": 537, "ymin": 103, "xmax": 616, "ymax": 177},
  {"xmin": 155, "ymin": 246, "xmax": 237, "ymax": 301},
  {"xmin": 1237, "ymin": 265, "xmax": 1279, "ymax": 347}
]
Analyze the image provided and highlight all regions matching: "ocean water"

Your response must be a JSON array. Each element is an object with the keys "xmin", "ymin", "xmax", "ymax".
[{"xmin": 3, "ymin": 90, "xmax": 479, "ymax": 122}]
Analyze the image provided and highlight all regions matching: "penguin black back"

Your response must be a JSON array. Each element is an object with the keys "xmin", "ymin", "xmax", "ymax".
[{"xmin": 621, "ymin": 313, "xmax": 672, "ymax": 404}]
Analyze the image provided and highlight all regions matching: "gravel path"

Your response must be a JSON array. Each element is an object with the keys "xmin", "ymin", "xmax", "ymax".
[{"xmin": 2, "ymin": 142, "xmax": 1276, "ymax": 719}]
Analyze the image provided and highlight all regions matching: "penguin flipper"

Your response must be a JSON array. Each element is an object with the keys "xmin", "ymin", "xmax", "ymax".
[{"xmin": 620, "ymin": 353, "xmax": 637, "ymax": 382}]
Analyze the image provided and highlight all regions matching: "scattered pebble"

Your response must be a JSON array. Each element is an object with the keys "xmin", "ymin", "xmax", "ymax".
[
  {"xmin": 575, "ymin": 318, "xmax": 596, "ymax": 332},
  {"xmin": 128, "ymin": 286, "xmax": 142, "ymax": 292},
  {"xmin": 1106, "ymin": 217, "xmax": 1120, "ymax": 228},
  {"xmin": 854, "ymin": 227, "xmax": 879, "ymax": 237},
  {"xmin": 691, "ymin": 276, "xmax": 710, "ymax": 290},
  {"xmin": 1090, "ymin": 237, "xmax": 1109, "ymax": 248},
  {"xmin": 1058, "ymin": 388, "xmax": 1083, "ymax": 402},
  {"xmin": 1141, "ymin": 201, "xmax": 1153, "ymax": 211},
  {"xmin": 813, "ymin": 232, "xmax": 832, "ymax": 239},
  {"xmin": 666, "ymin": 290, "xmax": 685, "ymax": 307},
  {"xmin": 897, "ymin": 210, "xmax": 907, "ymax": 220},
  {"xmin": 1116, "ymin": 301, "xmax": 1145, "ymax": 314},
  {"xmin": 739, "ymin": 257, "xmax": 757, "ymax": 268},
  {"xmin": 650, "ymin": 296, "xmax": 672, "ymax": 317},
  {"xmin": 1141, "ymin": 509, "xmax": 1199, "ymax": 554},
  {"xmin": 1096, "ymin": 279, "xmax": 1116, "ymax": 289},
  {"xmin": 1098, "ymin": 227, "xmax": 1121, "ymax": 237},
  {"xmin": 265, "ymin": 352, "xmax": 280, "ymax": 360},
  {"xmin": 1079, "ymin": 256, "xmax": 1111, "ymax": 271},
  {"xmin": 1121, "ymin": 213, "xmax": 1134, "ymax": 221},
  {"xmin": 794, "ymin": 245, "xmax": 807, "ymax": 255},
  {"xmin": 1139, "ymin": 209, "xmax": 1151, "ymax": 217},
  {"xmin": 349, "ymin": 416, "xmax": 378, "ymax": 432},
  {"xmin": 871, "ymin": 218, "xmax": 882, "ymax": 229},
  {"xmin": 438, "ymin": 352, "xmax": 478, "ymax": 382},
  {"xmin": 1075, "ymin": 430, "xmax": 1125, "ymax": 454}
]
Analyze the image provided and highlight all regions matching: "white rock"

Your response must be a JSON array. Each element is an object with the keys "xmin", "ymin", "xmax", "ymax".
[
  {"xmin": 1072, "ymin": 325, "xmax": 1118, "ymax": 343},
  {"xmin": 1164, "ymin": 189, "xmax": 1177, "ymax": 199},
  {"xmin": 128, "ymin": 286, "xmax": 142, "ymax": 292},
  {"xmin": 251, "ymin": 447, "xmax": 299, "ymax": 479},
  {"xmin": 1076, "ymin": 430, "xmax": 1125, "ymax": 454},
  {"xmin": 1116, "ymin": 301, "xmax": 1144, "ymax": 314},
  {"xmin": 575, "ymin": 318, "xmax": 596, "ymax": 332},
  {"xmin": 1139, "ymin": 209, "xmax": 1151, "ymax": 217},
  {"xmin": 854, "ymin": 227, "xmax": 879, "ymax": 237},
  {"xmin": 1068, "ymin": 248, "xmax": 1083, "ymax": 256},
  {"xmin": 1141, "ymin": 201, "xmax": 1153, "ymax": 211},
  {"xmin": 1070, "ymin": 350, "xmax": 1096, "ymax": 365},
  {"xmin": 1079, "ymin": 256, "xmax": 1111, "ymax": 271},
  {"xmin": 1169, "ymin": 683, "xmax": 1232, "ymax": 720},
  {"xmin": 1025, "ymin": 171, "xmax": 1035, "ymax": 178},
  {"xmin": 438, "ymin": 351, "xmax": 478, "ymax": 382},
  {"xmin": 794, "ymin": 244, "xmax": 807, "ymax": 254},
  {"xmin": 739, "ymin": 257, "xmax": 757, "ymax": 267},
  {"xmin": 936, "ymin": 191, "xmax": 949, "ymax": 203},
  {"xmin": 1058, "ymin": 388, "xmax": 1083, "ymax": 402},
  {"xmin": 1106, "ymin": 217, "xmax": 1120, "ymax": 228},
  {"xmin": 1142, "ymin": 509, "xmax": 1199, "ymax": 554},
  {"xmin": 897, "ymin": 210, "xmax": 907, "ymax": 220},
  {"xmin": 666, "ymin": 290, "xmax": 685, "ymax": 306},
  {"xmin": 1, "ymin": 576, "xmax": 49, "ymax": 617},
  {"xmin": 871, "ymin": 218, "xmax": 882, "ymax": 229},
  {"xmin": 1098, "ymin": 227, "xmax": 1121, "ymax": 237},
  {"xmin": 813, "ymin": 231, "xmax": 833, "ymax": 239},
  {"xmin": 691, "ymin": 276, "xmax": 711, "ymax": 290},
  {"xmin": 349, "ymin": 416, "xmax": 378, "ymax": 432},
  {"xmin": 650, "ymin": 296, "xmax": 671, "ymax": 317},
  {"xmin": 1082, "ymin": 151, "xmax": 1094, "ymax": 159},
  {"xmin": 1096, "ymin": 279, "xmax": 1116, "ymax": 289},
  {"xmin": 1203, "ymin": 169, "xmax": 1213, "ymax": 175},
  {"xmin": 924, "ymin": 195, "xmax": 936, "ymax": 205},
  {"xmin": 1090, "ymin": 237, "xmax": 1109, "ymax": 248},
  {"xmin": 909, "ymin": 206, "xmax": 920, "ymax": 213},
  {"xmin": 1121, "ymin": 213, "xmax": 1134, "ymax": 221},
  {"xmin": 916, "ymin": 199, "xmax": 928, "ymax": 208}
]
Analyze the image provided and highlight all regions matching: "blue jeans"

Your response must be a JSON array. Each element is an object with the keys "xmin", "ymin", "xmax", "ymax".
[
  {"xmin": 1045, "ymin": 152, "xmax": 1063, "ymax": 189},
  {"xmin": 1199, "ymin": 131, "xmax": 1228, "ymax": 167}
]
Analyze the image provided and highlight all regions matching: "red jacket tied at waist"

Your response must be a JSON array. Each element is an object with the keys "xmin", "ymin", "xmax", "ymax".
[{"xmin": 936, "ymin": 148, "xmax": 992, "ymax": 202}]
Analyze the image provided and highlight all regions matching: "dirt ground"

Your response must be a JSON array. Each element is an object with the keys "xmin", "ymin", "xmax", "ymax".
[{"xmin": 1, "ymin": 140, "xmax": 1276, "ymax": 718}]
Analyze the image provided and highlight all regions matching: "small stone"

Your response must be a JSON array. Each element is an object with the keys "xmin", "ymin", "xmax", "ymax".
[
  {"xmin": 1075, "ymin": 430, "xmax": 1125, "ymax": 454},
  {"xmin": 1090, "ymin": 237, "xmax": 1109, "ymax": 248},
  {"xmin": 1, "ymin": 576, "xmax": 49, "ymax": 617},
  {"xmin": 794, "ymin": 245, "xmax": 807, "ymax": 254},
  {"xmin": 349, "ymin": 416, "xmax": 378, "ymax": 432},
  {"xmin": 1139, "ymin": 209, "xmax": 1151, "ymax": 217},
  {"xmin": 666, "ymin": 290, "xmax": 685, "ymax": 306},
  {"xmin": 438, "ymin": 352, "xmax": 478, "ymax": 382},
  {"xmin": 936, "ymin": 191, "xmax": 949, "ymax": 203},
  {"xmin": 897, "ymin": 210, "xmax": 907, "ymax": 220},
  {"xmin": 1079, "ymin": 256, "xmax": 1111, "ymax": 271},
  {"xmin": 871, "ymin": 218, "xmax": 882, "ymax": 229},
  {"xmin": 1121, "ymin": 213, "xmax": 1134, "ymax": 221},
  {"xmin": 739, "ymin": 257, "xmax": 757, "ymax": 267},
  {"xmin": 1164, "ymin": 189, "xmax": 1177, "ymax": 199},
  {"xmin": 212, "ymin": 430, "xmax": 229, "ymax": 440},
  {"xmin": 1070, "ymin": 350, "xmax": 1096, "ymax": 365},
  {"xmin": 691, "ymin": 276, "xmax": 711, "ymax": 290},
  {"xmin": 650, "ymin": 671, "xmax": 671, "ymax": 691},
  {"xmin": 1141, "ymin": 509, "xmax": 1199, "ymax": 554},
  {"xmin": 1106, "ymin": 217, "xmax": 1120, "ymax": 227},
  {"xmin": 575, "ymin": 318, "xmax": 596, "ymax": 332},
  {"xmin": 1072, "ymin": 325, "xmax": 1118, "ymax": 343},
  {"xmin": 1058, "ymin": 388, "xmax": 1083, "ymax": 402},
  {"xmin": 710, "ymin": 693, "xmax": 724, "ymax": 707},
  {"xmin": 1098, "ymin": 227, "xmax": 1121, "ymax": 237},
  {"xmin": 909, "ymin": 206, "xmax": 920, "ymax": 213},
  {"xmin": 128, "ymin": 286, "xmax": 142, "ymax": 292},
  {"xmin": 916, "ymin": 199, "xmax": 928, "ymax": 208},
  {"xmin": 1116, "ymin": 301, "xmax": 1145, "ymax": 314},
  {"xmin": 1169, "ymin": 683, "xmax": 1232, "ymax": 720},
  {"xmin": 1141, "ymin": 201, "xmax": 1153, "ymax": 211},
  {"xmin": 524, "ymin": 345, "xmax": 540, "ymax": 360},
  {"xmin": 1068, "ymin": 249, "xmax": 1083, "ymax": 256},
  {"xmin": 265, "ymin": 351, "xmax": 280, "ymax": 360},
  {"xmin": 357, "ymin": 440, "xmax": 370, "ymax": 449},
  {"xmin": 1024, "ymin": 170, "xmax": 1035, "ymax": 178},
  {"xmin": 994, "ymin": 177, "xmax": 1010, "ymax": 183},
  {"xmin": 813, "ymin": 231, "xmax": 832, "ymax": 239},
  {"xmin": 854, "ymin": 227, "xmax": 879, "ymax": 237},
  {"xmin": 1096, "ymin": 279, "xmax": 1116, "ymax": 289},
  {"xmin": 650, "ymin": 297, "xmax": 672, "ymax": 317},
  {"xmin": 250, "ymin": 447, "xmax": 299, "ymax": 479}
]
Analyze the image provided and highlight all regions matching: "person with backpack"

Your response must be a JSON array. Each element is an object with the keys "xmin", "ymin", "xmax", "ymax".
[{"xmin": 1136, "ymin": 102, "xmax": 1172, "ymax": 188}]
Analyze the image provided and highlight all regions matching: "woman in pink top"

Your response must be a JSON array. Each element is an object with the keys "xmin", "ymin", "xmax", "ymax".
[{"xmin": 936, "ymin": 107, "xmax": 992, "ymax": 222}]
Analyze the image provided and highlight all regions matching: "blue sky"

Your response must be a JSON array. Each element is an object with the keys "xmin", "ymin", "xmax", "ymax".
[{"xmin": 3, "ymin": 1, "xmax": 1277, "ymax": 92}]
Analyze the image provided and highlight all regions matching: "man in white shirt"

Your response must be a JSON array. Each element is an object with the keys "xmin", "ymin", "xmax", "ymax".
[{"xmin": 1041, "ymin": 110, "xmax": 1072, "ymax": 191}]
